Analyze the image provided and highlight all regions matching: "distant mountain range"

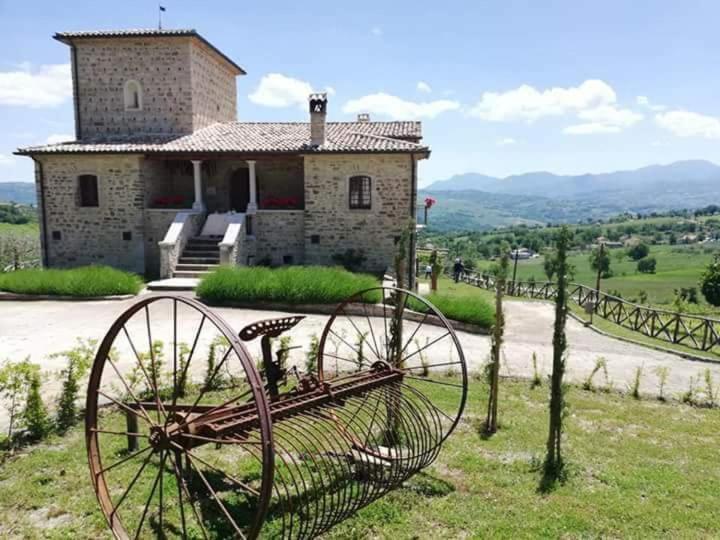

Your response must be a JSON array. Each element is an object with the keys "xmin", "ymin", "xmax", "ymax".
[
  {"xmin": 421, "ymin": 160, "xmax": 720, "ymax": 231},
  {"xmin": 0, "ymin": 182, "xmax": 35, "ymax": 205}
]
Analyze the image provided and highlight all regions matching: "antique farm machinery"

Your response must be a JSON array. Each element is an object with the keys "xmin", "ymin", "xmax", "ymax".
[{"xmin": 85, "ymin": 287, "xmax": 467, "ymax": 539}]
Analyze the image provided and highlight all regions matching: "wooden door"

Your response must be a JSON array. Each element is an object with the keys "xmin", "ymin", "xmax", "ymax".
[{"xmin": 229, "ymin": 168, "xmax": 250, "ymax": 212}]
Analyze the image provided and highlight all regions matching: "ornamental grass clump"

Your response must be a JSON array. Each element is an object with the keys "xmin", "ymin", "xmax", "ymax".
[
  {"xmin": 0, "ymin": 266, "xmax": 142, "ymax": 297},
  {"xmin": 197, "ymin": 266, "xmax": 380, "ymax": 305}
]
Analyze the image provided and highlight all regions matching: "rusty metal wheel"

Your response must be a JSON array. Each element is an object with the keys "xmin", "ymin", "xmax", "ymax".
[
  {"xmin": 317, "ymin": 287, "xmax": 468, "ymax": 446},
  {"xmin": 85, "ymin": 296, "xmax": 273, "ymax": 539}
]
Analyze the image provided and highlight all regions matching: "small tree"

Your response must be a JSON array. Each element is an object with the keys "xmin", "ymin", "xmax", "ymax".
[
  {"xmin": 0, "ymin": 358, "xmax": 37, "ymax": 442},
  {"xmin": 589, "ymin": 245, "xmax": 612, "ymax": 279},
  {"xmin": 484, "ymin": 247, "xmax": 509, "ymax": 434},
  {"xmin": 24, "ymin": 369, "xmax": 51, "ymax": 442},
  {"xmin": 627, "ymin": 242, "xmax": 650, "ymax": 261},
  {"xmin": 637, "ymin": 257, "xmax": 656, "ymax": 274},
  {"xmin": 305, "ymin": 334, "xmax": 319, "ymax": 374},
  {"xmin": 700, "ymin": 255, "xmax": 720, "ymax": 307},
  {"xmin": 543, "ymin": 226, "xmax": 572, "ymax": 484},
  {"xmin": 54, "ymin": 339, "xmax": 95, "ymax": 433},
  {"xmin": 429, "ymin": 249, "xmax": 442, "ymax": 292}
]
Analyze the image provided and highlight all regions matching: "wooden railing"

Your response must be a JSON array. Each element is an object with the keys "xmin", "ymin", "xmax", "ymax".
[{"xmin": 455, "ymin": 272, "xmax": 720, "ymax": 355}]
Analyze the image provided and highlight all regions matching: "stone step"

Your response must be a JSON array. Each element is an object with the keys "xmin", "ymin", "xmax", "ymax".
[
  {"xmin": 185, "ymin": 242, "xmax": 220, "ymax": 251},
  {"xmin": 182, "ymin": 249, "xmax": 220, "ymax": 257},
  {"xmin": 173, "ymin": 270, "xmax": 213, "ymax": 279},
  {"xmin": 175, "ymin": 263, "xmax": 219, "ymax": 272},
  {"xmin": 188, "ymin": 237, "xmax": 221, "ymax": 246},
  {"xmin": 178, "ymin": 256, "xmax": 220, "ymax": 264}
]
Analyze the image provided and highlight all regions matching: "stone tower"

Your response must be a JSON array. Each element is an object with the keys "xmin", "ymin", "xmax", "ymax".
[{"xmin": 54, "ymin": 29, "xmax": 245, "ymax": 140}]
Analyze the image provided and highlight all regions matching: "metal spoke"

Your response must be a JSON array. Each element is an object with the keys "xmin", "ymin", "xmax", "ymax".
[
  {"xmin": 361, "ymin": 301, "xmax": 383, "ymax": 364},
  {"xmin": 122, "ymin": 325, "xmax": 164, "ymax": 424},
  {"xmin": 401, "ymin": 360, "xmax": 462, "ymax": 372},
  {"xmin": 179, "ymin": 444, "xmax": 260, "ymax": 497},
  {"xmin": 168, "ymin": 314, "xmax": 206, "ymax": 427},
  {"xmin": 133, "ymin": 450, "xmax": 165, "ymax": 540},
  {"xmin": 96, "ymin": 390, "xmax": 155, "ymax": 428},
  {"xmin": 172, "ymin": 450, "xmax": 188, "ymax": 540},
  {"xmin": 398, "ymin": 308, "xmax": 430, "ymax": 360},
  {"xmin": 404, "ymin": 374, "xmax": 464, "ymax": 389},
  {"xmin": 179, "ymin": 432, "xmax": 263, "ymax": 447},
  {"xmin": 91, "ymin": 428, "xmax": 149, "ymax": 439},
  {"xmin": 170, "ymin": 386, "xmax": 254, "ymax": 435},
  {"xmin": 340, "ymin": 307, "xmax": 382, "ymax": 361},
  {"xmin": 110, "ymin": 447, "xmax": 154, "ymax": 517},
  {"xmin": 400, "ymin": 331, "xmax": 451, "ymax": 364},
  {"xmin": 185, "ymin": 452, "xmax": 248, "ymax": 539},
  {"xmin": 170, "ymin": 450, "xmax": 209, "ymax": 540},
  {"xmin": 104, "ymin": 354, "xmax": 155, "ymax": 426},
  {"xmin": 145, "ymin": 305, "xmax": 168, "ymax": 422},
  {"xmin": 328, "ymin": 328, "xmax": 371, "ymax": 367},
  {"xmin": 96, "ymin": 445, "xmax": 151, "ymax": 477}
]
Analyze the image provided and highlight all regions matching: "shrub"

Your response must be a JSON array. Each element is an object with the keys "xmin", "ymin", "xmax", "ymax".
[
  {"xmin": 583, "ymin": 357, "xmax": 607, "ymax": 391},
  {"xmin": 197, "ymin": 266, "xmax": 380, "ymax": 305},
  {"xmin": 654, "ymin": 366, "xmax": 670, "ymax": 401},
  {"xmin": 637, "ymin": 257, "xmax": 656, "ymax": 274},
  {"xmin": 305, "ymin": 335, "xmax": 319, "ymax": 374},
  {"xmin": 0, "ymin": 358, "xmax": 38, "ymax": 441},
  {"xmin": 331, "ymin": 249, "xmax": 367, "ymax": 272},
  {"xmin": 530, "ymin": 352, "xmax": 542, "ymax": 389},
  {"xmin": 54, "ymin": 339, "xmax": 95, "ymax": 433},
  {"xmin": 0, "ymin": 266, "xmax": 142, "ymax": 297},
  {"xmin": 700, "ymin": 255, "xmax": 720, "ymax": 307}
]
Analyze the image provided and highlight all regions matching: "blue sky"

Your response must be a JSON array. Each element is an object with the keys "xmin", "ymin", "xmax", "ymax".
[{"xmin": 1, "ymin": 0, "xmax": 720, "ymax": 187}]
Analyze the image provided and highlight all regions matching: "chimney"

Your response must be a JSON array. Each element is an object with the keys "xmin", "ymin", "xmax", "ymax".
[
  {"xmin": 309, "ymin": 93, "xmax": 328, "ymax": 147},
  {"xmin": 357, "ymin": 113, "xmax": 370, "ymax": 122}
]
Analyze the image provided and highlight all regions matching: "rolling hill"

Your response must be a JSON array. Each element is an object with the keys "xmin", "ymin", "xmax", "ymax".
[
  {"xmin": 421, "ymin": 160, "xmax": 720, "ymax": 231},
  {"xmin": 0, "ymin": 182, "xmax": 36, "ymax": 205}
]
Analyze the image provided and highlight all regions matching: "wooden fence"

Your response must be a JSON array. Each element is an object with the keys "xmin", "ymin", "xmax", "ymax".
[{"xmin": 456, "ymin": 272, "xmax": 720, "ymax": 355}]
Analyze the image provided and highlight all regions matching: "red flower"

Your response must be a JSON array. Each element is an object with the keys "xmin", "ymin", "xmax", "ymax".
[{"xmin": 424, "ymin": 197, "xmax": 436, "ymax": 208}]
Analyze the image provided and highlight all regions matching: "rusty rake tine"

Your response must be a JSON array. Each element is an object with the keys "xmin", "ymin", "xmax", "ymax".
[
  {"xmin": 133, "ymin": 450, "xmax": 165, "ymax": 540},
  {"xmin": 171, "ymin": 386, "xmax": 253, "ymax": 435},
  {"xmin": 168, "ymin": 314, "xmax": 206, "ymax": 421},
  {"xmin": 381, "ymin": 289, "xmax": 390, "ymax": 359},
  {"xmin": 181, "ymin": 432, "xmax": 263, "ymax": 446},
  {"xmin": 185, "ymin": 452, "xmax": 248, "ymax": 539},
  {"xmin": 170, "ymin": 449, "xmax": 209, "ymax": 540},
  {"xmin": 159, "ymin": 446, "xmax": 165, "ymax": 535},
  {"xmin": 178, "ymin": 444, "xmax": 260, "ymax": 498},
  {"xmin": 105, "ymin": 354, "xmax": 155, "ymax": 426},
  {"xmin": 401, "ymin": 331, "xmax": 452, "ymax": 364},
  {"xmin": 122, "ymin": 324, "xmax": 163, "ymax": 424},
  {"xmin": 341, "ymin": 305, "xmax": 382, "ymax": 362},
  {"xmin": 109, "ymin": 446, "xmax": 154, "ymax": 517}
]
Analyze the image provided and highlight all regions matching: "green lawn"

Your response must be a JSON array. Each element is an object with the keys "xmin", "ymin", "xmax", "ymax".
[
  {"xmin": 474, "ymin": 244, "xmax": 720, "ymax": 312},
  {"xmin": 1, "ymin": 380, "xmax": 718, "ymax": 538},
  {"xmin": 0, "ymin": 266, "xmax": 143, "ymax": 297}
]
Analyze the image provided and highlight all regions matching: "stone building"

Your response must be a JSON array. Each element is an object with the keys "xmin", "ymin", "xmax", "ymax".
[{"xmin": 17, "ymin": 29, "xmax": 429, "ymax": 286}]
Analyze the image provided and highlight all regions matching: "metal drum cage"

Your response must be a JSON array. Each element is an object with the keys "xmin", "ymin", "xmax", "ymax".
[{"xmin": 85, "ymin": 287, "xmax": 467, "ymax": 539}]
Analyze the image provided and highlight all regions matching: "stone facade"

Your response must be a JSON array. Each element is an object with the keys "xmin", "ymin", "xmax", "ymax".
[
  {"xmin": 72, "ymin": 36, "xmax": 237, "ymax": 139},
  {"xmin": 303, "ymin": 154, "xmax": 415, "ymax": 274},
  {"xmin": 35, "ymin": 154, "xmax": 146, "ymax": 273},
  {"xmin": 254, "ymin": 211, "xmax": 305, "ymax": 266}
]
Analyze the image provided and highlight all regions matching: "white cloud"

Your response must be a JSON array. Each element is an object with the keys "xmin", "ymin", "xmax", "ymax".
[
  {"xmin": 655, "ymin": 110, "xmax": 720, "ymax": 139},
  {"xmin": 563, "ymin": 105, "xmax": 643, "ymax": 135},
  {"xmin": 637, "ymin": 95, "xmax": 666, "ymax": 111},
  {"xmin": 469, "ymin": 79, "xmax": 617, "ymax": 122},
  {"xmin": 342, "ymin": 93, "xmax": 460, "ymax": 120},
  {"xmin": 248, "ymin": 73, "xmax": 334, "ymax": 108},
  {"xmin": 45, "ymin": 133, "xmax": 73, "ymax": 144},
  {"xmin": 0, "ymin": 154, "xmax": 16, "ymax": 166},
  {"xmin": 497, "ymin": 137, "xmax": 516, "ymax": 146},
  {"xmin": 0, "ymin": 63, "xmax": 72, "ymax": 107},
  {"xmin": 416, "ymin": 81, "xmax": 432, "ymax": 94},
  {"xmin": 371, "ymin": 26, "xmax": 382, "ymax": 36}
]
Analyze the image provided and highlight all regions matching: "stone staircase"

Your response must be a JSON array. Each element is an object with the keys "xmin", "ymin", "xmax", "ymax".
[{"xmin": 173, "ymin": 236, "xmax": 222, "ymax": 278}]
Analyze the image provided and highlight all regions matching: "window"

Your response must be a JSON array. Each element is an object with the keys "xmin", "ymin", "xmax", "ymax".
[
  {"xmin": 78, "ymin": 174, "xmax": 99, "ymax": 207},
  {"xmin": 283, "ymin": 255, "xmax": 294, "ymax": 265},
  {"xmin": 124, "ymin": 80, "xmax": 142, "ymax": 111},
  {"xmin": 122, "ymin": 231, "xmax": 132, "ymax": 241},
  {"xmin": 349, "ymin": 175, "xmax": 371, "ymax": 209},
  {"xmin": 311, "ymin": 234, "xmax": 320, "ymax": 244},
  {"xmin": 52, "ymin": 231, "xmax": 61, "ymax": 241}
]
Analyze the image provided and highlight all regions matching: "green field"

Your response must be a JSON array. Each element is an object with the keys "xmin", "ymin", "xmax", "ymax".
[
  {"xmin": 474, "ymin": 244, "xmax": 720, "ymax": 313},
  {"xmin": 1, "ymin": 379, "xmax": 718, "ymax": 538}
]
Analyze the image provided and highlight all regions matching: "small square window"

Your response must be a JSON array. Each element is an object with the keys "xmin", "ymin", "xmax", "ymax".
[
  {"xmin": 283, "ymin": 255, "xmax": 294, "ymax": 265},
  {"xmin": 52, "ymin": 231, "xmax": 61, "ymax": 241},
  {"xmin": 122, "ymin": 231, "xmax": 132, "ymax": 241},
  {"xmin": 311, "ymin": 235, "xmax": 320, "ymax": 244}
]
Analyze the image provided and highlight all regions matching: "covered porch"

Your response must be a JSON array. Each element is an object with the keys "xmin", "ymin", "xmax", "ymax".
[{"xmin": 142, "ymin": 155, "xmax": 306, "ymax": 279}]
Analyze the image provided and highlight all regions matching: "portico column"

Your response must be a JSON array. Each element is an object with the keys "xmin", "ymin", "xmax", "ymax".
[
  {"xmin": 246, "ymin": 160, "xmax": 258, "ymax": 214},
  {"xmin": 191, "ymin": 160, "xmax": 204, "ymax": 211}
]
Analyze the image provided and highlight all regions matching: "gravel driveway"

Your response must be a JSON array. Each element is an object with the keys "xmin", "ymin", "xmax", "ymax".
[{"xmin": 0, "ymin": 293, "xmax": 718, "ymax": 430}]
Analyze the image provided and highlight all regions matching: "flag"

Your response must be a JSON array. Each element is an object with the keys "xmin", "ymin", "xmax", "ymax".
[{"xmin": 159, "ymin": 6, "xmax": 166, "ymax": 11}]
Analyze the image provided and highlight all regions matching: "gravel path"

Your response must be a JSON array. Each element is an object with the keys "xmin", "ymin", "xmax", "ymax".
[{"xmin": 0, "ymin": 294, "xmax": 718, "ymax": 430}]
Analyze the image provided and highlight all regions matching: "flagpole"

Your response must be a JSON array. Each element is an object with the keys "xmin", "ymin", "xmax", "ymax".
[{"xmin": 158, "ymin": 4, "xmax": 162, "ymax": 30}]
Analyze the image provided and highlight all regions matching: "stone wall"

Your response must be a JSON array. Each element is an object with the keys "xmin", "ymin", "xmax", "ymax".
[
  {"xmin": 36, "ymin": 154, "xmax": 146, "ymax": 273},
  {"xmin": 303, "ymin": 154, "xmax": 414, "ymax": 274},
  {"xmin": 72, "ymin": 36, "xmax": 237, "ymax": 139},
  {"xmin": 190, "ymin": 41, "xmax": 237, "ymax": 130},
  {"xmin": 254, "ymin": 211, "xmax": 305, "ymax": 266}
]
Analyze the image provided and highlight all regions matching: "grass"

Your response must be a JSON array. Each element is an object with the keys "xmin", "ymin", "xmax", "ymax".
[
  {"xmin": 474, "ymin": 243, "xmax": 720, "ymax": 312},
  {"xmin": 415, "ymin": 275, "xmax": 495, "ymax": 329},
  {"xmin": 1, "ymin": 379, "xmax": 719, "ymax": 538},
  {"xmin": 0, "ymin": 266, "xmax": 143, "ymax": 297},
  {"xmin": 197, "ymin": 265, "xmax": 381, "ymax": 305}
]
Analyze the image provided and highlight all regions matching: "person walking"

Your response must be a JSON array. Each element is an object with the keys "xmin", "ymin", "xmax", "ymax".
[
  {"xmin": 424, "ymin": 263, "xmax": 432, "ymax": 279},
  {"xmin": 453, "ymin": 257, "xmax": 465, "ymax": 283}
]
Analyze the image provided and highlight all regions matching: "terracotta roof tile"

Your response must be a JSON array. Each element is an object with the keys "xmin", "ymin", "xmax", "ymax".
[{"xmin": 17, "ymin": 121, "xmax": 427, "ymax": 156}]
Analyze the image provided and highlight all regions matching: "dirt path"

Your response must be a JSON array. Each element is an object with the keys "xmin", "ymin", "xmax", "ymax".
[{"xmin": 0, "ymin": 294, "xmax": 718, "ymax": 431}]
